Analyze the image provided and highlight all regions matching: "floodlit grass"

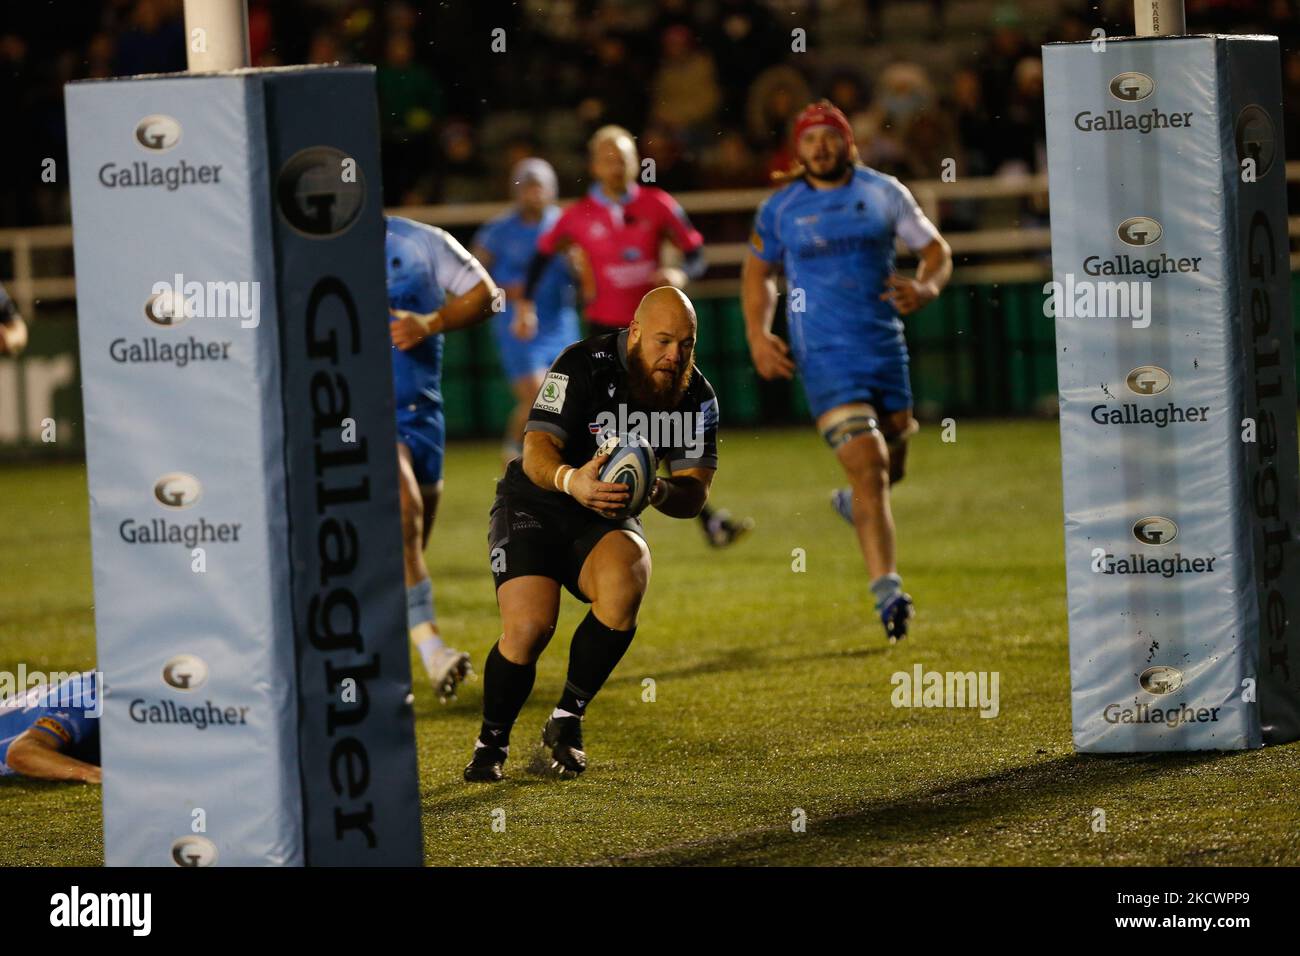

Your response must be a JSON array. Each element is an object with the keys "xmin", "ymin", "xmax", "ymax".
[{"xmin": 2, "ymin": 421, "xmax": 1298, "ymax": 865}]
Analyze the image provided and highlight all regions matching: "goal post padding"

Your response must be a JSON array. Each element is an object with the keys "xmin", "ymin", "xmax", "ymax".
[
  {"xmin": 66, "ymin": 65, "xmax": 422, "ymax": 864},
  {"xmin": 1044, "ymin": 35, "xmax": 1300, "ymax": 751}
]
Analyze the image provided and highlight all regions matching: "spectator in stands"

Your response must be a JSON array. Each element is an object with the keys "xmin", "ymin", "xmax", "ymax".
[
  {"xmin": 578, "ymin": 33, "xmax": 649, "ymax": 134},
  {"xmin": 650, "ymin": 25, "xmax": 722, "ymax": 144},
  {"xmin": 1188, "ymin": 0, "xmax": 1258, "ymax": 32},
  {"xmin": 438, "ymin": 121, "xmax": 488, "ymax": 203},
  {"xmin": 705, "ymin": 0, "xmax": 784, "ymax": 126},
  {"xmin": 978, "ymin": 4, "xmax": 1031, "ymax": 121},
  {"xmin": 0, "ymin": 34, "xmax": 32, "ymax": 224},
  {"xmin": 85, "ymin": 33, "xmax": 116, "ymax": 79},
  {"xmin": 827, "ymin": 73, "xmax": 868, "ymax": 121},
  {"xmin": 997, "ymin": 57, "xmax": 1047, "ymax": 177},
  {"xmin": 856, "ymin": 62, "xmax": 936, "ymax": 178},
  {"xmin": 1266, "ymin": 0, "xmax": 1299, "ymax": 50},
  {"xmin": 947, "ymin": 67, "xmax": 993, "ymax": 177},
  {"xmin": 113, "ymin": 0, "xmax": 185, "ymax": 76},
  {"xmin": 699, "ymin": 129, "xmax": 766, "ymax": 191},
  {"xmin": 639, "ymin": 123, "xmax": 700, "ymax": 193},
  {"xmin": 747, "ymin": 64, "xmax": 813, "ymax": 179},
  {"xmin": 649, "ymin": 0, "xmax": 699, "ymax": 41},
  {"xmin": 307, "ymin": 28, "xmax": 345, "ymax": 65},
  {"xmin": 377, "ymin": 30, "xmax": 443, "ymax": 204},
  {"xmin": 901, "ymin": 110, "xmax": 958, "ymax": 181}
]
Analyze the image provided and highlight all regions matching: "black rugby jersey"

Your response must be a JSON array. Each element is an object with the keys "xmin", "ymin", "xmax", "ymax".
[{"xmin": 498, "ymin": 329, "xmax": 719, "ymax": 509}]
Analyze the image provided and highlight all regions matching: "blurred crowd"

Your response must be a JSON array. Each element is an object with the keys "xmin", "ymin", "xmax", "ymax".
[{"xmin": 3, "ymin": 0, "xmax": 1300, "ymax": 228}]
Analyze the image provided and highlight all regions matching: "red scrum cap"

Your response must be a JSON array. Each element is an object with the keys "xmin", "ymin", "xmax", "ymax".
[{"xmin": 791, "ymin": 100, "xmax": 855, "ymax": 149}]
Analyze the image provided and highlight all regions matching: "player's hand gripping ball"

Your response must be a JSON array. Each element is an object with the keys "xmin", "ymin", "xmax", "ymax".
[{"xmin": 596, "ymin": 433, "xmax": 657, "ymax": 519}]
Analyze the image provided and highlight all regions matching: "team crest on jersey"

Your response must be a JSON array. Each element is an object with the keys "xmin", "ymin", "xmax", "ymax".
[{"xmin": 534, "ymin": 372, "xmax": 569, "ymax": 413}]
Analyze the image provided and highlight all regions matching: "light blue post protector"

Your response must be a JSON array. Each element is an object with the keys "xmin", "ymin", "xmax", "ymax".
[
  {"xmin": 65, "ymin": 65, "xmax": 422, "ymax": 863},
  {"xmin": 1044, "ymin": 35, "xmax": 1300, "ymax": 751}
]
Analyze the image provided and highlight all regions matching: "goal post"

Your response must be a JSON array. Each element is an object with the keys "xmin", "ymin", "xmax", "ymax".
[
  {"xmin": 64, "ymin": 39, "xmax": 422, "ymax": 862},
  {"xmin": 1042, "ymin": 8, "xmax": 1300, "ymax": 751}
]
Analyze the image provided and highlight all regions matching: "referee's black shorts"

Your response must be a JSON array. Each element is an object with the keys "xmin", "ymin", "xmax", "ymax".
[{"xmin": 487, "ymin": 491, "xmax": 645, "ymax": 602}]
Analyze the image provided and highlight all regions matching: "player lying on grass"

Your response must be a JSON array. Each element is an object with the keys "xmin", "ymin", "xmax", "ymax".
[
  {"xmin": 742, "ymin": 100, "xmax": 952, "ymax": 643},
  {"xmin": 0, "ymin": 671, "xmax": 100, "ymax": 783},
  {"xmin": 513, "ymin": 125, "xmax": 751, "ymax": 549},
  {"xmin": 386, "ymin": 216, "xmax": 499, "ymax": 700},
  {"xmin": 471, "ymin": 158, "xmax": 582, "ymax": 468},
  {"xmin": 464, "ymin": 286, "xmax": 718, "ymax": 782}
]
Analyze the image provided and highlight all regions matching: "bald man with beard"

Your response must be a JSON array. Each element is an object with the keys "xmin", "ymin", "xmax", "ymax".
[{"xmin": 465, "ymin": 287, "xmax": 719, "ymax": 782}]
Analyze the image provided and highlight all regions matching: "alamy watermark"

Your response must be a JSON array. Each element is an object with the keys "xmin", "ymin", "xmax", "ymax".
[
  {"xmin": 590, "ymin": 402, "xmax": 716, "ymax": 461},
  {"xmin": 0, "ymin": 667, "xmax": 102, "ymax": 717},
  {"xmin": 1043, "ymin": 274, "xmax": 1152, "ymax": 328},
  {"xmin": 147, "ymin": 273, "xmax": 260, "ymax": 329},
  {"xmin": 891, "ymin": 664, "xmax": 999, "ymax": 718}
]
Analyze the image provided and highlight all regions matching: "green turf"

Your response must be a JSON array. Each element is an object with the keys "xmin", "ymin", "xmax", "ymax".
[{"xmin": 2, "ymin": 421, "xmax": 1298, "ymax": 866}]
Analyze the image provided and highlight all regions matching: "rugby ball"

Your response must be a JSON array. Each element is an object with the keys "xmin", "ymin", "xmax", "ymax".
[{"xmin": 597, "ymin": 433, "xmax": 657, "ymax": 518}]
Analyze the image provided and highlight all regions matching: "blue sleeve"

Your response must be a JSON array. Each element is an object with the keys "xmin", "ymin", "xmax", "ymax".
[
  {"xmin": 30, "ymin": 709, "xmax": 91, "ymax": 748},
  {"xmin": 30, "ymin": 673, "xmax": 98, "ymax": 748},
  {"xmin": 472, "ymin": 219, "xmax": 499, "ymax": 259},
  {"xmin": 749, "ymin": 196, "xmax": 785, "ymax": 263}
]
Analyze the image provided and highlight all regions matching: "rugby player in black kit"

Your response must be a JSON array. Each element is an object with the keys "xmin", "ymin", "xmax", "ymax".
[{"xmin": 464, "ymin": 287, "xmax": 718, "ymax": 782}]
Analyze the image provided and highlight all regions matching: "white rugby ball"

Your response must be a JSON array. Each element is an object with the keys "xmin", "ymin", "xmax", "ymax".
[{"xmin": 597, "ymin": 433, "xmax": 657, "ymax": 518}]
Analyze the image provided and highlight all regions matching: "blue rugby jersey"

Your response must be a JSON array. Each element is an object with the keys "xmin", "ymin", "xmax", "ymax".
[
  {"xmin": 748, "ymin": 166, "xmax": 939, "ymax": 361},
  {"xmin": 386, "ymin": 216, "xmax": 490, "ymax": 408},
  {"xmin": 0, "ymin": 671, "xmax": 100, "ymax": 776}
]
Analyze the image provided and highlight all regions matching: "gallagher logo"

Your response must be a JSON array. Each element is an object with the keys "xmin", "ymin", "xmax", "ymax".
[
  {"xmin": 276, "ymin": 146, "xmax": 365, "ymax": 238},
  {"xmin": 1133, "ymin": 516, "xmax": 1178, "ymax": 546},
  {"xmin": 171, "ymin": 835, "xmax": 218, "ymax": 867},
  {"xmin": 1118, "ymin": 217, "xmax": 1162, "ymax": 246},
  {"xmin": 1139, "ymin": 665, "xmax": 1184, "ymax": 696},
  {"xmin": 1109, "ymin": 72, "xmax": 1155, "ymax": 102},
  {"xmin": 1235, "ymin": 104, "xmax": 1276, "ymax": 178},
  {"xmin": 135, "ymin": 115, "xmax": 182, "ymax": 151},
  {"xmin": 144, "ymin": 290, "xmax": 189, "ymax": 327},
  {"xmin": 153, "ymin": 473, "xmax": 201, "ymax": 509},
  {"xmin": 1125, "ymin": 365, "xmax": 1171, "ymax": 396},
  {"xmin": 162, "ymin": 654, "xmax": 209, "ymax": 691}
]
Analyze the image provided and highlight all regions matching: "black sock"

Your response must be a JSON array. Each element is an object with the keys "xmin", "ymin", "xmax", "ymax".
[
  {"xmin": 697, "ymin": 504, "xmax": 715, "ymax": 528},
  {"xmin": 556, "ymin": 610, "xmax": 637, "ymax": 717},
  {"xmin": 478, "ymin": 642, "xmax": 535, "ymax": 748}
]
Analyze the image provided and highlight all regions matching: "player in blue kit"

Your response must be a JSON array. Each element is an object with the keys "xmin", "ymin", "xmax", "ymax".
[
  {"xmin": 741, "ymin": 101, "xmax": 952, "ymax": 643},
  {"xmin": 471, "ymin": 159, "xmax": 582, "ymax": 467},
  {"xmin": 386, "ymin": 216, "xmax": 499, "ymax": 699},
  {"xmin": 0, "ymin": 671, "xmax": 101, "ymax": 782}
]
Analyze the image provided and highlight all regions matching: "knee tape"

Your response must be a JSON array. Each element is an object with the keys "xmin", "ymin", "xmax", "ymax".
[{"xmin": 820, "ymin": 404, "xmax": 879, "ymax": 449}]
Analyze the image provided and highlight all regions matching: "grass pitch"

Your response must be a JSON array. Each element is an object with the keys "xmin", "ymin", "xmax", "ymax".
[{"xmin": 2, "ymin": 421, "xmax": 1298, "ymax": 866}]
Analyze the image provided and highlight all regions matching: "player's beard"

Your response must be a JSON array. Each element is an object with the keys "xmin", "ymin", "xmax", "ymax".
[
  {"xmin": 628, "ymin": 340, "xmax": 692, "ymax": 411},
  {"xmin": 803, "ymin": 148, "xmax": 851, "ymax": 185}
]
